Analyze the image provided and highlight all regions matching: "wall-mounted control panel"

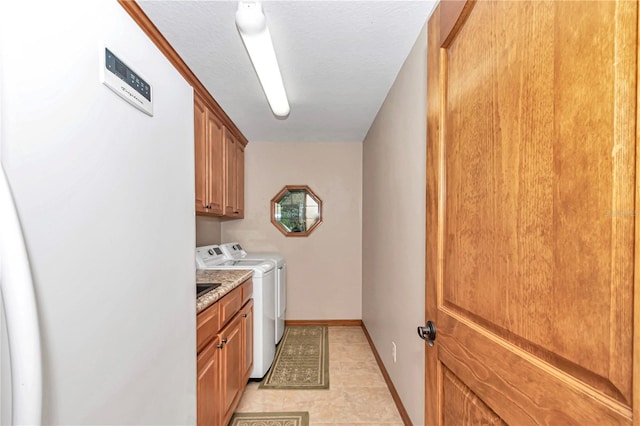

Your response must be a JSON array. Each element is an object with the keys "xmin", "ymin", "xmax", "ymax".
[{"xmin": 100, "ymin": 46, "xmax": 153, "ymax": 116}]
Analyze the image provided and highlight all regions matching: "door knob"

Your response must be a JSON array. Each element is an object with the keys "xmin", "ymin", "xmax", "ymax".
[{"xmin": 417, "ymin": 321, "xmax": 437, "ymax": 347}]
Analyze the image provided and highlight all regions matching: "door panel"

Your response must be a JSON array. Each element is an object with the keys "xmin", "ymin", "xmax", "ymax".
[
  {"xmin": 220, "ymin": 315, "xmax": 242, "ymax": 421},
  {"xmin": 236, "ymin": 143, "xmax": 245, "ymax": 217},
  {"xmin": 438, "ymin": 315, "xmax": 629, "ymax": 424},
  {"xmin": 224, "ymin": 128, "xmax": 237, "ymax": 216},
  {"xmin": 241, "ymin": 299, "xmax": 254, "ymax": 382},
  {"xmin": 194, "ymin": 94, "xmax": 208, "ymax": 213},
  {"xmin": 207, "ymin": 112, "xmax": 224, "ymax": 215},
  {"xmin": 443, "ymin": 368, "xmax": 505, "ymax": 426},
  {"xmin": 197, "ymin": 337, "xmax": 219, "ymax": 426},
  {"xmin": 426, "ymin": 1, "xmax": 637, "ymax": 424}
]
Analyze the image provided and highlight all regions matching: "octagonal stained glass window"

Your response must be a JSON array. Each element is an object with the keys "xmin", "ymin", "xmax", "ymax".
[{"xmin": 271, "ymin": 185, "xmax": 323, "ymax": 237}]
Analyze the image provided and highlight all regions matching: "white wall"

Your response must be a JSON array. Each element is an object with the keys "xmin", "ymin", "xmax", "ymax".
[
  {"xmin": 222, "ymin": 141, "xmax": 362, "ymax": 320},
  {"xmin": 196, "ymin": 216, "xmax": 222, "ymax": 246},
  {"xmin": 362, "ymin": 24, "xmax": 427, "ymax": 425}
]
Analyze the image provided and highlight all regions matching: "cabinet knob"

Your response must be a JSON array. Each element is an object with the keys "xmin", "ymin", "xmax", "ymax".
[
  {"xmin": 221, "ymin": 338, "xmax": 228, "ymax": 344},
  {"xmin": 242, "ymin": 313, "xmax": 248, "ymax": 318},
  {"xmin": 216, "ymin": 343, "xmax": 223, "ymax": 349}
]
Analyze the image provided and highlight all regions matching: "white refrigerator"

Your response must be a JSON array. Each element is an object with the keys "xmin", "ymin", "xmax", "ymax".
[{"xmin": 0, "ymin": 0, "xmax": 197, "ymax": 424}]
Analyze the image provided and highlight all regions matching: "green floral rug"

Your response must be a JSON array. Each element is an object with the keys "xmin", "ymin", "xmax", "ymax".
[
  {"xmin": 229, "ymin": 412, "xmax": 309, "ymax": 426},
  {"xmin": 259, "ymin": 326, "xmax": 329, "ymax": 389}
]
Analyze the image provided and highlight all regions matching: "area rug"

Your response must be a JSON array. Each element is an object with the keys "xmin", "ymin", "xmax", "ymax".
[
  {"xmin": 229, "ymin": 412, "xmax": 309, "ymax": 426},
  {"xmin": 259, "ymin": 326, "xmax": 329, "ymax": 389}
]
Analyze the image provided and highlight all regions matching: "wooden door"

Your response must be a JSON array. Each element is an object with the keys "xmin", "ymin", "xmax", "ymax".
[{"xmin": 425, "ymin": 1, "xmax": 639, "ymax": 425}]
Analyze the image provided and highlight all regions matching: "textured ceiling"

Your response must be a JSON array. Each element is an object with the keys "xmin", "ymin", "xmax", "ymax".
[{"xmin": 138, "ymin": 1, "xmax": 437, "ymax": 142}]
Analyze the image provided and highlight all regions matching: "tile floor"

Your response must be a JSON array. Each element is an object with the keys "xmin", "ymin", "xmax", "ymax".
[{"xmin": 235, "ymin": 326, "xmax": 404, "ymax": 426}]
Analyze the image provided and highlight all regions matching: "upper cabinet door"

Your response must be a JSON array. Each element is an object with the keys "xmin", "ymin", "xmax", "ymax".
[
  {"xmin": 224, "ymin": 128, "xmax": 237, "ymax": 217},
  {"xmin": 223, "ymin": 128, "xmax": 244, "ymax": 218},
  {"xmin": 206, "ymin": 112, "xmax": 224, "ymax": 216},
  {"xmin": 425, "ymin": 1, "xmax": 638, "ymax": 425},
  {"xmin": 194, "ymin": 94, "xmax": 209, "ymax": 214},
  {"xmin": 235, "ymin": 142, "xmax": 245, "ymax": 218}
]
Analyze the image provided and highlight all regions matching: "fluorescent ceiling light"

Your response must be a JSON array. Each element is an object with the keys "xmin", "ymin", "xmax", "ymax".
[{"xmin": 236, "ymin": 2, "xmax": 290, "ymax": 118}]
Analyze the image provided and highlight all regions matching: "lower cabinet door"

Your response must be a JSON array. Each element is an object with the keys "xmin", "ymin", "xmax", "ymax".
[
  {"xmin": 240, "ymin": 299, "xmax": 254, "ymax": 382},
  {"xmin": 219, "ymin": 314, "xmax": 243, "ymax": 425},
  {"xmin": 197, "ymin": 337, "xmax": 220, "ymax": 426}
]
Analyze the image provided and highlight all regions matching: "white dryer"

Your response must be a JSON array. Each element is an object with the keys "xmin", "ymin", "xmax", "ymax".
[
  {"xmin": 196, "ymin": 244, "xmax": 276, "ymax": 379},
  {"xmin": 219, "ymin": 242, "xmax": 287, "ymax": 344}
]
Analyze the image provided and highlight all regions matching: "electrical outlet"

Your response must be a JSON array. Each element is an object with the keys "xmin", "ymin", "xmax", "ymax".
[{"xmin": 392, "ymin": 341, "xmax": 397, "ymax": 363}]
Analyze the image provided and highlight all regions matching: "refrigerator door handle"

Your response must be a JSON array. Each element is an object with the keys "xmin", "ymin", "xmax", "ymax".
[{"xmin": 0, "ymin": 165, "xmax": 42, "ymax": 425}]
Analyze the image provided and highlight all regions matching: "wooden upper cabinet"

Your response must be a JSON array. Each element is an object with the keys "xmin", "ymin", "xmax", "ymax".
[
  {"xmin": 206, "ymin": 112, "xmax": 224, "ymax": 215},
  {"xmin": 236, "ymin": 143, "xmax": 245, "ymax": 218},
  {"xmin": 223, "ymin": 128, "xmax": 237, "ymax": 217},
  {"xmin": 224, "ymin": 128, "xmax": 245, "ymax": 218},
  {"xmin": 194, "ymin": 92, "xmax": 223, "ymax": 215},
  {"xmin": 194, "ymin": 94, "xmax": 208, "ymax": 214},
  {"xmin": 194, "ymin": 92, "xmax": 246, "ymax": 218}
]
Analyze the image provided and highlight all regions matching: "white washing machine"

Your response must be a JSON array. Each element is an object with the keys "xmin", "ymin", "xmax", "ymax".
[
  {"xmin": 219, "ymin": 242, "xmax": 287, "ymax": 344},
  {"xmin": 196, "ymin": 244, "xmax": 276, "ymax": 379}
]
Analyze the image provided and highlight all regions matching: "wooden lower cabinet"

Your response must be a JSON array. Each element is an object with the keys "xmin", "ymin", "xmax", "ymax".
[
  {"xmin": 197, "ymin": 280, "xmax": 253, "ymax": 426},
  {"xmin": 240, "ymin": 299, "xmax": 253, "ymax": 383},
  {"xmin": 219, "ymin": 315, "xmax": 243, "ymax": 425},
  {"xmin": 197, "ymin": 336, "xmax": 220, "ymax": 426}
]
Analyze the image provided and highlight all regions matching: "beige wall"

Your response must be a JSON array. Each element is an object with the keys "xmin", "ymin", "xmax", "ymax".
[
  {"xmin": 222, "ymin": 141, "xmax": 362, "ymax": 320},
  {"xmin": 196, "ymin": 216, "xmax": 222, "ymax": 246},
  {"xmin": 362, "ymin": 24, "xmax": 427, "ymax": 425}
]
